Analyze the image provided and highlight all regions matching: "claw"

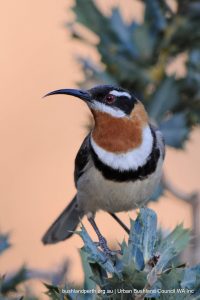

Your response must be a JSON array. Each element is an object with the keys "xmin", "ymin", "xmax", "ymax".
[{"xmin": 88, "ymin": 216, "xmax": 122, "ymax": 257}]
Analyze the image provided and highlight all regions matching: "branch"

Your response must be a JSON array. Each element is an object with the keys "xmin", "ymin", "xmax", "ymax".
[
  {"xmin": 191, "ymin": 193, "xmax": 200, "ymax": 264},
  {"xmin": 162, "ymin": 172, "xmax": 198, "ymax": 203},
  {"xmin": 162, "ymin": 172, "xmax": 200, "ymax": 264}
]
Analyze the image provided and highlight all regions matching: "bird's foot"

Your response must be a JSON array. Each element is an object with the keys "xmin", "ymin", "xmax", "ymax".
[
  {"xmin": 94, "ymin": 237, "xmax": 121, "ymax": 257},
  {"xmin": 88, "ymin": 215, "xmax": 121, "ymax": 257}
]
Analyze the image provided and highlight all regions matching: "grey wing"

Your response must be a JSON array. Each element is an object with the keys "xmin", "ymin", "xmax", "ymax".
[
  {"xmin": 42, "ymin": 134, "xmax": 91, "ymax": 244},
  {"xmin": 74, "ymin": 133, "xmax": 91, "ymax": 187},
  {"xmin": 150, "ymin": 123, "xmax": 165, "ymax": 160}
]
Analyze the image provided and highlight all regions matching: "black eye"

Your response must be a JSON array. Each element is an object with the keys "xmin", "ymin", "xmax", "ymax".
[{"xmin": 105, "ymin": 94, "xmax": 115, "ymax": 104}]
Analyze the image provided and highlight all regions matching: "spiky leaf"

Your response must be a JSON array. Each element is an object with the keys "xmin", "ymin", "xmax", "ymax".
[
  {"xmin": 128, "ymin": 208, "xmax": 157, "ymax": 270},
  {"xmin": 0, "ymin": 233, "xmax": 11, "ymax": 255},
  {"xmin": 77, "ymin": 224, "xmax": 118, "ymax": 275}
]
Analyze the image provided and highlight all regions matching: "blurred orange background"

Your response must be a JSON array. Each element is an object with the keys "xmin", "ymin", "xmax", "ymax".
[{"xmin": 0, "ymin": 0, "xmax": 199, "ymax": 296}]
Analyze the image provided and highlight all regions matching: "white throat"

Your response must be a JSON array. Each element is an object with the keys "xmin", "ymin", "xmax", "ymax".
[
  {"xmin": 89, "ymin": 100, "xmax": 126, "ymax": 118},
  {"xmin": 91, "ymin": 125, "xmax": 153, "ymax": 171}
]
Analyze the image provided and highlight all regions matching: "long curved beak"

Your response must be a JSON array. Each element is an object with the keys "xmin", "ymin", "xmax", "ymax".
[{"xmin": 43, "ymin": 88, "xmax": 91, "ymax": 103}]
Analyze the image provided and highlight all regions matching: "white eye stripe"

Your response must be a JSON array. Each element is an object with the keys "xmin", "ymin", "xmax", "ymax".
[
  {"xmin": 110, "ymin": 90, "xmax": 131, "ymax": 99},
  {"xmin": 89, "ymin": 101, "xmax": 126, "ymax": 118}
]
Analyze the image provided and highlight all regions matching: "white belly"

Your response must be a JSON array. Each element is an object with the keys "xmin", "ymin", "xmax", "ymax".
[{"xmin": 77, "ymin": 157, "xmax": 163, "ymax": 213}]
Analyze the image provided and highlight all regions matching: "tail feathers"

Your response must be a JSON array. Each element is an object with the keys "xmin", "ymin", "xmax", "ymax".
[{"xmin": 42, "ymin": 196, "xmax": 84, "ymax": 245}]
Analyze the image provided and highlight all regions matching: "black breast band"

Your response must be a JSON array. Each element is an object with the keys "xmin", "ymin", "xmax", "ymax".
[{"xmin": 90, "ymin": 127, "xmax": 160, "ymax": 182}]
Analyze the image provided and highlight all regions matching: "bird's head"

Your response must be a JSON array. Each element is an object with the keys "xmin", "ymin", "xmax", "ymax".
[
  {"xmin": 44, "ymin": 85, "xmax": 149, "ymax": 152},
  {"xmin": 44, "ymin": 85, "xmax": 142, "ymax": 119}
]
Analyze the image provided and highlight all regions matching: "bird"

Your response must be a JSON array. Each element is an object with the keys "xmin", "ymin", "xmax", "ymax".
[{"xmin": 42, "ymin": 85, "xmax": 165, "ymax": 255}]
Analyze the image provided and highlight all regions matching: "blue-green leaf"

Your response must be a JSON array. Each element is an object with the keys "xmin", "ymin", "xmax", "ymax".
[
  {"xmin": 148, "ymin": 225, "xmax": 190, "ymax": 285},
  {"xmin": 128, "ymin": 208, "xmax": 157, "ymax": 270},
  {"xmin": 150, "ymin": 181, "xmax": 164, "ymax": 201},
  {"xmin": 110, "ymin": 8, "xmax": 139, "ymax": 59},
  {"xmin": 0, "ymin": 232, "xmax": 11, "ymax": 255},
  {"xmin": 160, "ymin": 113, "xmax": 189, "ymax": 148},
  {"xmin": 182, "ymin": 264, "xmax": 200, "ymax": 290},
  {"xmin": 77, "ymin": 224, "xmax": 118, "ymax": 275},
  {"xmin": 1, "ymin": 266, "xmax": 28, "ymax": 294},
  {"xmin": 148, "ymin": 76, "xmax": 179, "ymax": 122},
  {"xmin": 80, "ymin": 249, "xmax": 96, "ymax": 293},
  {"xmin": 145, "ymin": 0, "xmax": 167, "ymax": 33},
  {"xmin": 73, "ymin": 0, "xmax": 108, "ymax": 35}
]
